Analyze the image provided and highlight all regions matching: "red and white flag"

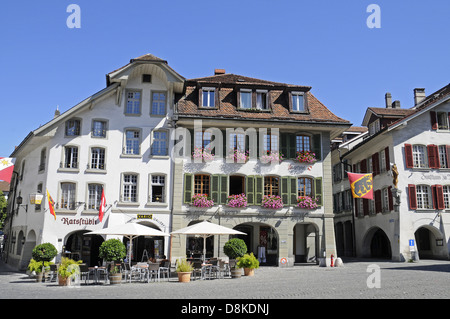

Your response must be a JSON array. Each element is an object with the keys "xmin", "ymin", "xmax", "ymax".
[
  {"xmin": 98, "ymin": 189, "xmax": 106, "ymax": 222},
  {"xmin": 0, "ymin": 157, "xmax": 15, "ymax": 183}
]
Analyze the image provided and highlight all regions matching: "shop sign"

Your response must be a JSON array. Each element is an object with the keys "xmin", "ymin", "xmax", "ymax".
[
  {"xmin": 61, "ymin": 217, "xmax": 97, "ymax": 226},
  {"xmin": 137, "ymin": 214, "xmax": 153, "ymax": 219}
]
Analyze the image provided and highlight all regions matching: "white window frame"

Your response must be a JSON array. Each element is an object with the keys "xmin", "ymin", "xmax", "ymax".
[
  {"xmin": 256, "ymin": 90, "xmax": 268, "ymax": 110},
  {"xmin": 91, "ymin": 119, "xmax": 107, "ymax": 138},
  {"xmin": 121, "ymin": 173, "xmax": 138, "ymax": 203},
  {"xmin": 437, "ymin": 112, "xmax": 449, "ymax": 130},
  {"xmin": 87, "ymin": 183, "xmax": 103, "ymax": 210},
  {"xmin": 291, "ymin": 92, "xmax": 305, "ymax": 112},
  {"xmin": 125, "ymin": 90, "xmax": 142, "ymax": 115},
  {"xmin": 416, "ymin": 185, "xmax": 433, "ymax": 210},
  {"xmin": 438, "ymin": 145, "xmax": 448, "ymax": 168},
  {"xmin": 412, "ymin": 145, "xmax": 427, "ymax": 168},
  {"xmin": 151, "ymin": 130, "xmax": 169, "ymax": 156},
  {"xmin": 382, "ymin": 188, "xmax": 389, "ymax": 212},
  {"xmin": 90, "ymin": 147, "xmax": 106, "ymax": 170},
  {"xmin": 380, "ymin": 150, "xmax": 386, "ymax": 172},
  {"xmin": 60, "ymin": 182, "xmax": 76, "ymax": 210},
  {"xmin": 149, "ymin": 174, "xmax": 166, "ymax": 204},
  {"xmin": 151, "ymin": 91, "xmax": 167, "ymax": 116},
  {"xmin": 124, "ymin": 129, "xmax": 141, "ymax": 155},
  {"xmin": 443, "ymin": 185, "xmax": 450, "ymax": 210},
  {"xmin": 65, "ymin": 119, "xmax": 81, "ymax": 137},
  {"xmin": 240, "ymin": 89, "xmax": 252, "ymax": 109},
  {"xmin": 202, "ymin": 87, "xmax": 215, "ymax": 108},
  {"xmin": 63, "ymin": 145, "xmax": 79, "ymax": 169}
]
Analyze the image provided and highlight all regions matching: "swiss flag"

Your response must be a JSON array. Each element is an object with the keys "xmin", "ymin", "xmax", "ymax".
[
  {"xmin": 98, "ymin": 189, "xmax": 106, "ymax": 222},
  {"xmin": 0, "ymin": 157, "xmax": 15, "ymax": 183}
]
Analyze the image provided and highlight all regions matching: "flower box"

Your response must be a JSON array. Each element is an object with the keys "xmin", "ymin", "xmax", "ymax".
[
  {"xmin": 192, "ymin": 147, "xmax": 215, "ymax": 162},
  {"xmin": 191, "ymin": 194, "xmax": 214, "ymax": 208},
  {"xmin": 260, "ymin": 151, "xmax": 284, "ymax": 164},
  {"xmin": 295, "ymin": 151, "xmax": 316, "ymax": 164},
  {"xmin": 261, "ymin": 195, "xmax": 284, "ymax": 209},
  {"xmin": 227, "ymin": 194, "xmax": 248, "ymax": 208},
  {"xmin": 297, "ymin": 196, "xmax": 319, "ymax": 209},
  {"xmin": 227, "ymin": 149, "xmax": 249, "ymax": 163}
]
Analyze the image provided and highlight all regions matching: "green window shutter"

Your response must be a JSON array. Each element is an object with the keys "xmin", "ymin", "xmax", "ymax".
[
  {"xmin": 184, "ymin": 174, "xmax": 193, "ymax": 204},
  {"xmin": 281, "ymin": 177, "xmax": 289, "ymax": 205},
  {"xmin": 211, "ymin": 174, "xmax": 220, "ymax": 204},
  {"xmin": 220, "ymin": 175, "xmax": 228, "ymax": 205},
  {"xmin": 312, "ymin": 134, "xmax": 321, "ymax": 161},
  {"xmin": 290, "ymin": 176, "xmax": 298, "ymax": 205},
  {"xmin": 315, "ymin": 177, "xmax": 323, "ymax": 206},
  {"xmin": 288, "ymin": 134, "xmax": 296, "ymax": 159},
  {"xmin": 255, "ymin": 175, "xmax": 263, "ymax": 205},
  {"xmin": 246, "ymin": 176, "xmax": 255, "ymax": 205},
  {"xmin": 280, "ymin": 133, "xmax": 288, "ymax": 159}
]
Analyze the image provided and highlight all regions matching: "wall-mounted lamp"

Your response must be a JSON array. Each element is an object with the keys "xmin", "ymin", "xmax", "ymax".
[{"xmin": 16, "ymin": 196, "xmax": 28, "ymax": 212}]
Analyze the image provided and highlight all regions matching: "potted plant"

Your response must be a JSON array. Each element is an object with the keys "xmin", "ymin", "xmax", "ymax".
[
  {"xmin": 32, "ymin": 243, "xmax": 58, "ymax": 262},
  {"xmin": 223, "ymin": 238, "xmax": 247, "ymax": 278},
  {"xmin": 295, "ymin": 150, "xmax": 316, "ymax": 164},
  {"xmin": 176, "ymin": 258, "xmax": 194, "ymax": 282},
  {"xmin": 260, "ymin": 151, "xmax": 284, "ymax": 164},
  {"xmin": 297, "ymin": 196, "xmax": 319, "ymax": 209},
  {"xmin": 98, "ymin": 239, "xmax": 126, "ymax": 284},
  {"xmin": 227, "ymin": 149, "xmax": 249, "ymax": 163},
  {"xmin": 192, "ymin": 147, "xmax": 215, "ymax": 162},
  {"xmin": 191, "ymin": 194, "xmax": 214, "ymax": 208},
  {"xmin": 57, "ymin": 257, "xmax": 82, "ymax": 286},
  {"xmin": 226, "ymin": 193, "xmax": 248, "ymax": 208},
  {"xmin": 237, "ymin": 253, "xmax": 259, "ymax": 276},
  {"xmin": 261, "ymin": 195, "xmax": 284, "ymax": 209},
  {"xmin": 27, "ymin": 259, "xmax": 53, "ymax": 282}
]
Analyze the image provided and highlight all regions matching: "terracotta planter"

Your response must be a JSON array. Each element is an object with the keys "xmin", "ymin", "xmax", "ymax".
[
  {"xmin": 58, "ymin": 275, "xmax": 71, "ymax": 286},
  {"xmin": 177, "ymin": 272, "xmax": 191, "ymax": 283},
  {"xmin": 109, "ymin": 273, "xmax": 122, "ymax": 285},
  {"xmin": 244, "ymin": 268, "xmax": 255, "ymax": 276}
]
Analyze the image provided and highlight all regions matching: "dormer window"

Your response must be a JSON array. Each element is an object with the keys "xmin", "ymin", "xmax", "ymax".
[
  {"xmin": 202, "ymin": 87, "xmax": 215, "ymax": 107},
  {"xmin": 291, "ymin": 92, "xmax": 305, "ymax": 112},
  {"xmin": 240, "ymin": 89, "xmax": 252, "ymax": 109},
  {"xmin": 256, "ymin": 90, "xmax": 268, "ymax": 110}
]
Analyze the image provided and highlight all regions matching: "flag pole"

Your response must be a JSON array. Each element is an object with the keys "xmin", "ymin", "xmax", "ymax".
[{"xmin": 341, "ymin": 161, "xmax": 356, "ymax": 258}]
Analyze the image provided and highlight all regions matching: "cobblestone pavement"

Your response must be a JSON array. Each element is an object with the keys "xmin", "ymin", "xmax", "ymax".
[{"xmin": 0, "ymin": 258, "xmax": 449, "ymax": 300}]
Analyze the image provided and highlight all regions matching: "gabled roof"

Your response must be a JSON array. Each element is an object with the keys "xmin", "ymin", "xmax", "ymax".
[
  {"xmin": 362, "ymin": 107, "xmax": 415, "ymax": 126},
  {"xmin": 186, "ymin": 73, "xmax": 311, "ymax": 90},
  {"xmin": 178, "ymin": 74, "xmax": 349, "ymax": 126}
]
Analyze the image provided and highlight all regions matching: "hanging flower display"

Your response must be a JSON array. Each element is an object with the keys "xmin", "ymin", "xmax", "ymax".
[
  {"xmin": 260, "ymin": 151, "xmax": 284, "ymax": 164},
  {"xmin": 295, "ymin": 151, "xmax": 316, "ymax": 164},
  {"xmin": 261, "ymin": 195, "xmax": 284, "ymax": 209},
  {"xmin": 191, "ymin": 194, "xmax": 214, "ymax": 208},
  {"xmin": 227, "ymin": 149, "xmax": 249, "ymax": 163},
  {"xmin": 297, "ymin": 196, "xmax": 319, "ymax": 209},
  {"xmin": 227, "ymin": 194, "xmax": 248, "ymax": 208},
  {"xmin": 192, "ymin": 147, "xmax": 215, "ymax": 162}
]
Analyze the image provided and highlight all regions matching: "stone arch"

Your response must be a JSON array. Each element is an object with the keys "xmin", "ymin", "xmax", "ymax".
[{"xmin": 362, "ymin": 227, "xmax": 392, "ymax": 259}]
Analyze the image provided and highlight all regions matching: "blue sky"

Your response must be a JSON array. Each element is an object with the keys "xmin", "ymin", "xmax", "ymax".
[{"xmin": 1, "ymin": 0, "xmax": 449, "ymax": 156}]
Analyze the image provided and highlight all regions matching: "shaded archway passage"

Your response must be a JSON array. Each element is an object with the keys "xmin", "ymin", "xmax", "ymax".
[
  {"xmin": 370, "ymin": 228, "xmax": 392, "ymax": 259},
  {"xmin": 65, "ymin": 231, "xmax": 104, "ymax": 266},
  {"xmin": 232, "ymin": 222, "xmax": 279, "ymax": 266},
  {"xmin": 414, "ymin": 226, "xmax": 447, "ymax": 260},
  {"xmin": 293, "ymin": 223, "xmax": 319, "ymax": 264}
]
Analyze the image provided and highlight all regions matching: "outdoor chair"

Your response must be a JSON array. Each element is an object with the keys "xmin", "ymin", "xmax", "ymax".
[
  {"xmin": 47, "ymin": 264, "xmax": 58, "ymax": 282},
  {"xmin": 218, "ymin": 259, "xmax": 230, "ymax": 278},
  {"xmin": 192, "ymin": 261, "xmax": 203, "ymax": 280},
  {"xmin": 204, "ymin": 259, "xmax": 219, "ymax": 280},
  {"xmin": 79, "ymin": 264, "xmax": 90, "ymax": 284},
  {"xmin": 148, "ymin": 262, "xmax": 160, "ymax": 282},
  {"xmin": 158, "ymin": 260, "xmax": 170, "ymax": 281},
  {"xmin": 135, "ymin": 262, "xmax": 149, "ymax": 282}
]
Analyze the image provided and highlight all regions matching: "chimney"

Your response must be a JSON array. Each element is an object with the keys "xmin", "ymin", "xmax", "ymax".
[
  {"xmin": 54, "ymin": 105, "xmax": 60, "ymax": 118},
  {"xmin": 214, "ymin": 69, "xmax": 225, "ymax": 75},
  {"xmin": 414, "ymin": 88, "xmax": 426, "ymax": 105},
  {"xmin": 392, "ymin": 100, "xmax": 401, "ymax": 109},
  {"xmin": 385, "ymin": 93, "xmax": 392, "ymax": 108}
]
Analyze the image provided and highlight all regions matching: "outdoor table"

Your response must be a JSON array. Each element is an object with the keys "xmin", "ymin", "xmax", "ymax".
[
  {"xmin": 201, "ymin": 263, "xmax": 213, "ymax": 280},
  {"xmin": 88, "ymin": 266, "xmax": 107, "ymax": 284}
]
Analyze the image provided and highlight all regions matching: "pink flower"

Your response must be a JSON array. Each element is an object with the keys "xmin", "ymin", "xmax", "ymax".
[
  {"xmin": 297, "ymin": 196, "xmax": 318, "ymax": 209},
  {"xmin": 191, "ymin": 194, "xmax": 214, "ymax": 208},
  {"xmin": 261, "ymin": 195, "xmax": 283, "ymax": 209},
  {"xmin": 227, "ymin": 194, "xmax": 248, "ymax": 208}
]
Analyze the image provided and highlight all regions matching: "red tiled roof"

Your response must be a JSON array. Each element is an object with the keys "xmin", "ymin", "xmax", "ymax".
[{"xmin": 178, "ymin": 75, "xmax": 349, "ymax": 124}]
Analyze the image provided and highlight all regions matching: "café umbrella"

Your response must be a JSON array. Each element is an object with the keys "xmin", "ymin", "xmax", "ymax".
[
  {"xmin": 86, "ymin": 222, "xmax": 169, "ymax": 267},
  {"xmin": 170, "ymin": 220, "xmax": 246, "ymax": 262}
]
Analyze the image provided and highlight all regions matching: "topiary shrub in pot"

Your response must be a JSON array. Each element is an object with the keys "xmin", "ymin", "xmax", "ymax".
[
  {"xmin": 237, "ymin": 253, "xmax": 259, "ymax": 276},
  {"xmin": 32, "ymin": 243, "xmax": 58, "ymax": 262},
  {"xmin": 223, "ymin": 238, "xmax": 247, "ymax": 278},
  {"xmin": 98, "ymin": 239, "xmax": 127, "ymax": 284}
]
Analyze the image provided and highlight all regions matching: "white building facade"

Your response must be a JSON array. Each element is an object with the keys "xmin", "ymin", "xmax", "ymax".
[
  {"xmin": 4, "ymin": 54, "xmax": 184, "ymax": 270},
  {"xmin": 334, "ymin": 86, "xmax": 450, "ymax": 261}
]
